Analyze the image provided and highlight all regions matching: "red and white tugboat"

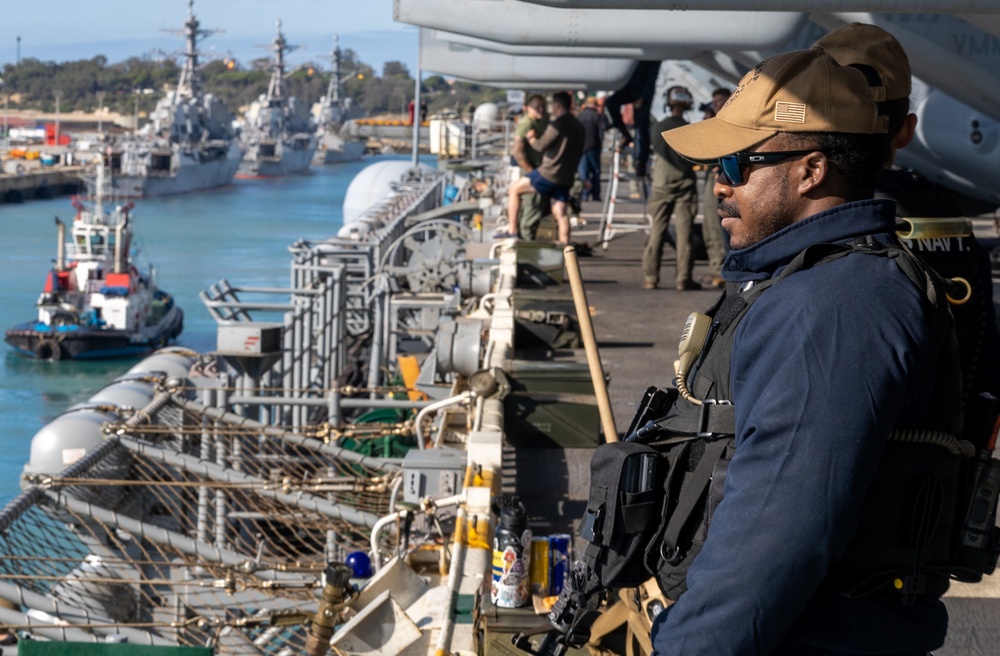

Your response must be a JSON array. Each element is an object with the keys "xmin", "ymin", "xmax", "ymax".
[{"xmin": 5, "ymin": 160, "xmax": 184, "ymax": 360}]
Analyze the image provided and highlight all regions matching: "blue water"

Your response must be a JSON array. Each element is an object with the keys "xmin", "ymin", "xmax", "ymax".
[{"xmin": 0, "ymin": 157, "xmax": 386, "ymax": 506}]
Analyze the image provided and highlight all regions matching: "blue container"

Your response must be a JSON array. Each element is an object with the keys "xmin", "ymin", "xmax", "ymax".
[
  {"xmin": 345, "ymin": 550, "xmax": 373, "ymax": 578},
  {"xmin": 549, "ymin": 534, "xmax": 571, "ymax": 595}
]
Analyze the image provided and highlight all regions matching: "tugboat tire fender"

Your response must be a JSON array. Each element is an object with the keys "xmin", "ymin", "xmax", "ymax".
[{"xmin": 35, "ymin": 338, "xmax": 63, "ymax": 361}]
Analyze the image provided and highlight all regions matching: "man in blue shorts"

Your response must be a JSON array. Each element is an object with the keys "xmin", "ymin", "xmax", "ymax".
[{"xmin": 501, "ymin": 91, "xmax": 585, "ymax": 245}]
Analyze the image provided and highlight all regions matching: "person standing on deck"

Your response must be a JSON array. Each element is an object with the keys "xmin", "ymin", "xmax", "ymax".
[
  {"xmin": 501, "ymin": 91, "xmax": 585, "ymax": 245},
  {"xmin": 650, "ymin": 47, "xmax": 960, "ymax": 655},
  {"xmin": 577, "ymin": 96, "xmax": 608, "ymax": 202},
  {"xmin": 642, "ymin": 86, "xmax": 699, "ymax": 291}
]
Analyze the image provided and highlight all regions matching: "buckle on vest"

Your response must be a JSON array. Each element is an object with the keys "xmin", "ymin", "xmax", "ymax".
[
  {"xmin": 698, "ymin": 399, "xmax": 733, "ymax": 437},
  {"xmin": 893, "ymin": 574, "xmax": 928, "ymax": 596},
  {"xmin": 580, "ymin": 506, "xmax": 602, "ymax": 542},
  {"xmin": 660, "ymin": 542, "xmax": 683, "ymax": 566}
]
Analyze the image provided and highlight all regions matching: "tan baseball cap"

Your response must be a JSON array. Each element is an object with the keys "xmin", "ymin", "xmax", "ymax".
[
  {"xmin": 662, "ymin": 48, "xmax": 886, "ymax": 162},
  {"xmin": 813, "ymin": 22, "xmax": 911, "ymax": 102}
]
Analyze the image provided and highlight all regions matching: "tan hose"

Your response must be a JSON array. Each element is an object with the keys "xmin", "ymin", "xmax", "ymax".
[
  {"xmin": 896, "ymin": 216, "xmax": 973, "ymax": 240},
  {"xmin": 564, "ymin": 245, "xmax": 619, "ymax": 442}
]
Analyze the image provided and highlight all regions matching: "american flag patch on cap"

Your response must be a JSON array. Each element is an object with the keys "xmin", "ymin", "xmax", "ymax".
[{"xmin": 774, "ymin": 102, "xmax": 806, "ymax": 123}]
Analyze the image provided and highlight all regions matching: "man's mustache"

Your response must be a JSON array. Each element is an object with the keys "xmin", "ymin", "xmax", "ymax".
[{"xmin": 718, "ymin": 200, "xmax": 740, "ymax": 219}]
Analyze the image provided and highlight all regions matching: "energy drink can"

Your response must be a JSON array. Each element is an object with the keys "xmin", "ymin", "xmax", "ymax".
[
  {"xmin": 550, "ymin": 534, "xmax": 571, "ymax": 595},
  {"xmin": 530, "ymin": 537, "xmax": 550, "ymax": 596}
]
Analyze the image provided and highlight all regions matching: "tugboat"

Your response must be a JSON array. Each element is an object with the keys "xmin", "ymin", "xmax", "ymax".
[
  {"xmin": 4, "ymin": 160, "xmax": 184, "ymax": 360},
  {"xmin": 237, "ymin": 20, "xmax": 318, "ymax": 177}
]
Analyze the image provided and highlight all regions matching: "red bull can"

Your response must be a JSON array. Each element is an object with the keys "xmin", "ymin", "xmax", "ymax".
[
  {"xmin": 530, "ymin": 537, "xmax": 550, "ymax": 596},
  {"xmin": 550, "ymin": 534, "xmax": 571, "ymax": 595}
]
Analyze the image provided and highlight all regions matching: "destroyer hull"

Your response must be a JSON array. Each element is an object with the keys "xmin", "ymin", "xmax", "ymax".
[
  {"xmin": 318, "ymin": 140, "xmax": 366, "ymax": 164},
  {"xmin": 5, "ymin": 307, "xmax": 183, "ymax": 360},
  {"xmin": 236, "ymin": 146, "xmax": 318, "ymax": 178},
  {"xmin": 115, "ymin": 153, "xmax": 242, "ymax": 198},
  {"xmin": 315, "ymin": 132, "xmax": 366, "ymax": 164}
]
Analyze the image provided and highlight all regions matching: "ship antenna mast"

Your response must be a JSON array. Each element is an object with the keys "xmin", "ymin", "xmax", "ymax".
[
  {"xmin": 94, "ymin": 156, "xmax": 105, "ymax": 218},
  {"xmin": 265, "ymin": 19, "xmax": 300, "ymax": 104},
  {"xmin": 328, "ymin": 35, "xmax": 342, "ymax": 105},
  {"xmin": 165, "ymin": 0, "xmax": 222, "ymax": 99}
]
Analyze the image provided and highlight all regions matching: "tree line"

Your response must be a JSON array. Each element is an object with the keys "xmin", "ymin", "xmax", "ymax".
[{"xmin": 0, "ymin": 50, "xmax": 507, "ymax": 119}]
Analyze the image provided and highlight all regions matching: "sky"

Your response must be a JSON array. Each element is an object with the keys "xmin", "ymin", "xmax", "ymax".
[{"xmin": 0, "ymin": 0, "xmax": 419, "ymax": 76}]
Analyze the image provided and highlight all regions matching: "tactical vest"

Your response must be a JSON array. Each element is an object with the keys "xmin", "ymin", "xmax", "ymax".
[{"xmin": 580, "ymin": 236, "xmax": 1000, "ymax": 608}]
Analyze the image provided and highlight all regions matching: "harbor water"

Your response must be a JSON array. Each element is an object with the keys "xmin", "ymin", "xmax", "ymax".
[{"xmin": 0, "ymin": 157, "xmax": 385, "ymax": 506}]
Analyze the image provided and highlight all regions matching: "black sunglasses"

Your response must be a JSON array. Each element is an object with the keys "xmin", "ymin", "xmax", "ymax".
[{"xmin": 717, "ymin": 149, "xmax": 835, "ymax": 186}]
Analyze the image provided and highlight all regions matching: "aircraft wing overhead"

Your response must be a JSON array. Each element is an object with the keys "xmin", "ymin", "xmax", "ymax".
[
  {"xmin": 419, "ymin": 29, "xmax": 639, "ymax": 89},
  {"xmin": 394, "ymin": 0, "xmax": 1000, "ymax": 207},
  {"xmin": 395, "ymin": 0, "xmax": 808, "ymax": 49},
  {"xmin": 519, "ymin": 0, "xmax": 1000, "ymax": 9},
  {"xmin": 430, "ymin": 30, "xmax": 702, "ymax": 62}
]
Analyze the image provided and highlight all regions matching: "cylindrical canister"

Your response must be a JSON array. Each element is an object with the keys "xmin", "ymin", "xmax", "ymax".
[
  {"xmin": 530, "ymin": 536, "xmax": 551, "ymax": 596},
  {"xmin": 550, "ymin": 533, "xmax": 571, "ymax": 596},
  {"xmin": 491, "ymin": 495, "xmax": 531, "ymax": 608}
]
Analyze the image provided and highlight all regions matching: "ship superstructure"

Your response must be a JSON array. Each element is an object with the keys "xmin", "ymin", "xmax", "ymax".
[
  {"xmin": 111, "ymin": 0, "xmax": 242, "ymax": 197},
  {"xmin": 311, "ymin": 35, "xmax": 366, "ymax": 164},
  {"xmin": 237, "ymin": 20, "xmax": 318, "ymax": 178}
]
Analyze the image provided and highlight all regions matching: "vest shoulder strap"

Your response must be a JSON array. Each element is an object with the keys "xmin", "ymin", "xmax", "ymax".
[{"xmin": 697, "ymin": 236, "xmax": 955, "ymax": 409}]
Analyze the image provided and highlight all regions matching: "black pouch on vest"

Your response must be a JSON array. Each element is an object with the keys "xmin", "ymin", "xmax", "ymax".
[
  {"xmin": 579, "ymin": 441, "xmax": 667, "ymax": 589},
  {"xmin": 649, "ymin": 437, "xmax": 733, "ymax": 600}
]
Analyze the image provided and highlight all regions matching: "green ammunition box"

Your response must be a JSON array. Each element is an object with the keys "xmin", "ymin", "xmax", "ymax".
[
  {"xmin": 515, "ymin": 241, "xmax": 565, "ymax": 287},
  {"xmin": 511, "ymin": 290, "xmax": 581, "ymax": 351},
  {"xmin": 503, "ymin": 359, "xmax": 600, "ymax": 448}
]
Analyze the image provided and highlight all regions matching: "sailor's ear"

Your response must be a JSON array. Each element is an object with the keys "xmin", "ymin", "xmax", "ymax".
[
  {"xmin": 892, "ymin": 113, "xmax": 918, "ymax": 150},
  {"xmin": 795, "ymin": 151, "xmax": 829, "ymax": 195}
]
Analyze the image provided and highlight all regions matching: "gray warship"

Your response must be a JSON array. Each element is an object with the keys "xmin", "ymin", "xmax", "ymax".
[
  {"xmin": 312, "ymin": 36, "xmax": 366, "ymax": 164},
  {"xmin": 237, "ymin": 20, "xmax": 318, "ymax": 178},
  {"xmin": 111, "ymin": 0, "xmax": 242, "ymax": 198}
]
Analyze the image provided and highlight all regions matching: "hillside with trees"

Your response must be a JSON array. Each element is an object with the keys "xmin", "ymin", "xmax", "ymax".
[{"xmin": 0, "ymin": 49, "xmax": 508, "ymax": 119}]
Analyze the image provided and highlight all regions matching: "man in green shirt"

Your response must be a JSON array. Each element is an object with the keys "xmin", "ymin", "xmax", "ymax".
[
  {"xmin": 502, "ymin": 92, "xmax": 585, "ymax": 245},
  {"xmin": 643, "ymin": 86, "xmax": 700, "ymax": 290},
  {"xmin": 700, "ymin": 87, "xmax": 732, "ymax": 289},
  {"xmin": 510, "ymin": 94, "xmax": 550, "ymax": 239}
]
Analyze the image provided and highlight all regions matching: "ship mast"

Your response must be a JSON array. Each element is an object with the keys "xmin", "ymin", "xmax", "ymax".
[
  {"xmin": 320, "ymin": 35, "xmax": 359, "ymax": 127},
  {"xmin": 265, "ymin": 20, "xmax": 300, "ymax": 105},
  {"xmin": 166, "ymin": 0, "xmax": 220, "ymax": 100},
  {"xmin": 326, "ymin": 35, "xmax": 342, "ymax": 106},
  {"xmin": 94, "ymin": 156, "xmax": 106, "ymax": 219}
]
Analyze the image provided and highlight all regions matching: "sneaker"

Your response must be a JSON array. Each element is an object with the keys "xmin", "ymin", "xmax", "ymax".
[
  {"xmin": 676, "ymin": 280, "xmax": 703, "ymax": 291},
  {"xmin": 493, "ymin": 230, "xmax": 520, "ymax": 240},
  {"xmin": 642, "ymin": 281, "xmax": 657, "ymax": 290},
  {"xmin": 710, "ymin": 276, "xmax": 726, "ymax": 289}
]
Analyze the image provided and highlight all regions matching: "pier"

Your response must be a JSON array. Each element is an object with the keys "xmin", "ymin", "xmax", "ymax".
[
  {"xmin": 0, "ymin": 166, "xmax": 84, "ymax": 203},
  {"xmin": 342, "ymin": 117, "xmax": 432, "ymax": 154}
]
